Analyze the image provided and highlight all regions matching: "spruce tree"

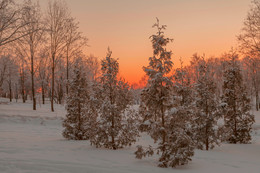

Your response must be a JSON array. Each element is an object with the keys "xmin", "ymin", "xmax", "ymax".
[
  {"xmin": 222, "ymin": 52, "xmax": 255, "ymax": 144},
  {"xmin": 168, "ymin": 60, "xmax": 195, "ymax": 166},
  {"xmin": 192, "ymin": 58, "xmax": 221, "ymax": 150},
  {"xmin": 91, "ymin": 48, "xmax": 139, "ymax": 150},
  {"xmin": 62, "ymin": 58, "xmax": 97, "ymax": 140},
  {"xmin": 136, "ymin": 19, "xmax": 194, "ymax": 168}
]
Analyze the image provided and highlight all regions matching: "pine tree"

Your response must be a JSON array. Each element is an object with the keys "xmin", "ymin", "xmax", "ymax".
[
  {"xmin": 62, "ymin": 58, "xmax": 97, "ymax": 140},
  {"xmin": 91, "ymin": 48, "xmax": 139, "ymax": 150},
  {"xmin": 222, "ymin": 52, "xmax": 255, "ymax": 144},
  {"xmin": 136, "ymin": 19, "xmax": 194, "ymax": 168},
  {"xmin": 192, "ymin": 58, "xmax": 221, "ymax": 150}
]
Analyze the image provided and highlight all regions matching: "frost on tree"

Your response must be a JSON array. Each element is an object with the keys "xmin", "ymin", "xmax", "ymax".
[
  {"xmin": 136, "ymin": 19, "xmax": 194, "ymax": 168},
  {"xmin": 168, "ymin": 59, "xmax": 195, "ymax": 166},
  {"xmin": 62, "ymin": 58, "xmax": 97, "ymax": 140},
  {"xmin": 222, "ymin": 52, "xmax": 255, "ymax": 144},
  {"xmin": 192, "ymin": 58, "xmax": 222, "ymax": 150},
  {"xmin": 91, "ymin": 48, "xmax": 139, "ymax": 150}
]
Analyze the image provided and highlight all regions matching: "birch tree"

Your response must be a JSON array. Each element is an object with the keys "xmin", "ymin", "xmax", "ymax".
[{"xmin": 45, "ymin": 0, "xmax": 69, "ymax": 111}]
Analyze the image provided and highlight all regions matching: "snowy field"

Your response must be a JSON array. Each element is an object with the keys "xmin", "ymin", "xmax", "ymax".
[{"xmin": 1, "ymin": 98, "xmax": 260, "ymax": 173}]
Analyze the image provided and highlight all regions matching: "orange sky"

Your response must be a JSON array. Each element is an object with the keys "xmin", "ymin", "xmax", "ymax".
[{"xmin": 40, "ymin": 0, "xmax": 252, "ymax": 84}]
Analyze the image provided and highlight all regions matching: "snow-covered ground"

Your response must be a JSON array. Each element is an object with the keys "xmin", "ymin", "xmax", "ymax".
[{"xmin": 1, "ymin": 98, "xmax": 260, "ymax": 173}]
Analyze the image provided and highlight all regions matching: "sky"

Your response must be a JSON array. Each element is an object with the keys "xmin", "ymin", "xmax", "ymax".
[{"xmin": 39, "ymin": 0, "xmax": 252, "ymax": 84}]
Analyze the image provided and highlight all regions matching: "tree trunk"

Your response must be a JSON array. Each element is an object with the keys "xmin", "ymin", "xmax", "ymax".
[
  {"xmin": 51, "ymin": 54, "xmax": 55, "ymax": 112},
  {"xmin": 21, "ymin": 71, "xmax": 26, "ymax": 103},
  {"xmin": 0, "ymin": 63, "xmax": 6, "ymax": 89},
  {"xmin": 42, "ymin": 82, "xmax": 45, "ymax": 104},
  {"xmin": 161, "ymin": 105, "xmax": 165, "ymax": 144},
  {"xmin": 77, "ymin": 99, "xmax": 82, "ymax": 140},
  {"xmin": 15, "ymin": 83, "xmax": 18, "ymax": 102},
  {"xmin": 58, "ymin": 82, "xmax": 63, "ymax": 104},
  {"xmin": 160, "ymin": 82, "xmax": 166, "ymax": 145},
  {"xmin": 31, "ymin": 54, "xmax": 36, "ymax": 110},
  {"xmin": 9, "ymin": 82, "xmax": 12, "ymax": 102},
  {"xmin": 233, "ymin": 93, "xmax": 237, "ymax": 143},
  {"xmin": 110, "ymin": 86, "xmax": 116, "ymax": 150},
  {"xmin": 111, "ymin": 112, "xmax": 115, "ymax": 149},
  {"xmin": 205, "ymin": 125, "xmax": 209, "ymax": 150},
  {"xmin": 22, "ymin": 88, "xmax": 25, "ymax": 103},
  {"xmin": 234, "ymin": 117, "xmax": 237, "ymax": 144},
  {"xmin": 256, "ymin": 90, "xmax": 259, "ymax": 111},
  {"xmin": 205, "ymin": 101, "xmax": 209, "ymax": 150},
  {"xmin": 66, "ymin": 48, "xmax": 69, "ymax": 95}
]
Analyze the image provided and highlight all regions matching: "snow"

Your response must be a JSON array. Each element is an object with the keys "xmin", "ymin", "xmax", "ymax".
[{"xmin": 1, "ymin": 97, "xmax": 260, "ymax": 173}]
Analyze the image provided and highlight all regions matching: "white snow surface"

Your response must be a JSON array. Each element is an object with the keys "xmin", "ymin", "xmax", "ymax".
[{"xmin": 1, "ymin": 98, "xmax": 260, "ymax": 173}]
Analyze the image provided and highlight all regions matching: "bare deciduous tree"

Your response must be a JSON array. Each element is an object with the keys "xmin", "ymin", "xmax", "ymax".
[
  {"xmin": 13, "ymin": 0, "xmax": 44, "ymax": 110},
  {"xmin": 4, "ymin": 54, "xmax": 17, "ymax": 102},
  {"xmin": 38, "ymin": 47, "xmax": 51, "ymax": 105},
  {"xmin": 45, "ymin": 0, "xmax": 70, "ymax": 111},
  {"xmin": 64, "ymin": 17, "xmax": 88, "ymax": 95},
  {"xmin": 0, "ymin": 0, "xmax": 32, "ymax": 47},
  {"xmin": 0, "ymin": 54, "xmax": 8, "ymax": 92},
  {"xmin": 242, "ymin": 56, "xmax": 260, "ymax": 110},
  {"xmin": 238, "ymin": 0, "xmax": 260, "ymax": 110},
  {"xmin": 85, "ymin": 54, "xmax": 100, "ymax": 81}
]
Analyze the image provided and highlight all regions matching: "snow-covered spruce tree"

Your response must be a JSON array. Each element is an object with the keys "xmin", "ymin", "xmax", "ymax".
[
  {"xmin": 192, "ymin": 58, "xmax": 222, "ymax": 150},
  {"xmin": 222, "ymin": 51, "xmax": 255, "ymax": 144},
  {"xmin": 136, "ymin": 19, "xmax": 194, "ymax": 168},
  {"xmin": 91, "ymin": 48, "xmax": 139, "ymax": 150},
  {"xmin": 167, "ymin": 59, "xmax": 195, "ymax": 166},
  {"xmin": 62, "ymin": 58, "xmax": 97, "ymax": 140}
]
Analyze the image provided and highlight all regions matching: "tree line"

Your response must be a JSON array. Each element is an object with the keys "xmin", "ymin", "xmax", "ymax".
[
  {"xmin": 0, "ymin": 0, "xmax": 259, "ymax": 113},
  {"xmin": 0, "ymin": 0, "xmax": 89, "ymax": 111}
]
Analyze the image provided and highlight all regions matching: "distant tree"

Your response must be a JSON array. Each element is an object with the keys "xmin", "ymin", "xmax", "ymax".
[
  {"xmin": 0, "ymin": 55, "xmax": 8, "ymax": 92},
  {"xmin": 85, "ymin": 54, "xmax": 100, "ymax": 81},
  {"xmin": 0, "ymin": 0, "xmax": 34, "ymax": 97},
  {"xmin": 136, "ymin": 19, "xmax": 193, "ymax": 168},
  {"xmin": 64, "ymin": 17, "xmax": 88, "ymax": 95},
  {"xmin": 45, "ymin": 0, "xmax": 70, "ymax": 111},
  {"xmin": 4, "ymin": 55, "xmax": 18, "ymax": 102},
  {"xmin": 54, "ymin": 58, "xmax": 65, "ymax": 104},
  {"xmin": 38, "ymin": 47, "xmax": 51, "ymax": 105},
  {"xmin": 238, "ymin": 0, "xmax": 260, "ymax": 111},
  {"xmin": 222, "ymin": 51, "xmax": 255, "ymax": 144},
  {"xmin": 13, "ymin": 0, "xmax": 44, "ymax": 110},
  {"xmin": 192, "ymin": 58, "xmax": 222, "ymax": 150},
  {"xmin": 206, "ymin": 57, "xmax": 226, "ymax": 98},
  {"xmin": 63, "ymin": 58, "xmax": 97, "ymax": 140},
  {"xmin": 91, "ymin": 48, "xmax": 139, "ymax": 150},
  {"xmin": 241, "ymin": 56, "xmax": 260, "ymax": 110},
  {"xmin": 16, "ymin": 52, "xmax": 28, "ymax": 103},
  {"xmin": 243, "ymin": 56, "xmax": 260, "ymax": 111},
  {"xmin": 130, "ymin": 87, "xmax": 141, "ymax": 105},
  {"xmin": 238, "ymin": 0, "xmax": 260, "ymax": 56}
]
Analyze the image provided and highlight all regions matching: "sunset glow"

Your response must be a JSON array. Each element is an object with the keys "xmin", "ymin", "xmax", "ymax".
[{"xmin": 40, "ymin": 0, "xmax": 251, "ymax": 84}]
